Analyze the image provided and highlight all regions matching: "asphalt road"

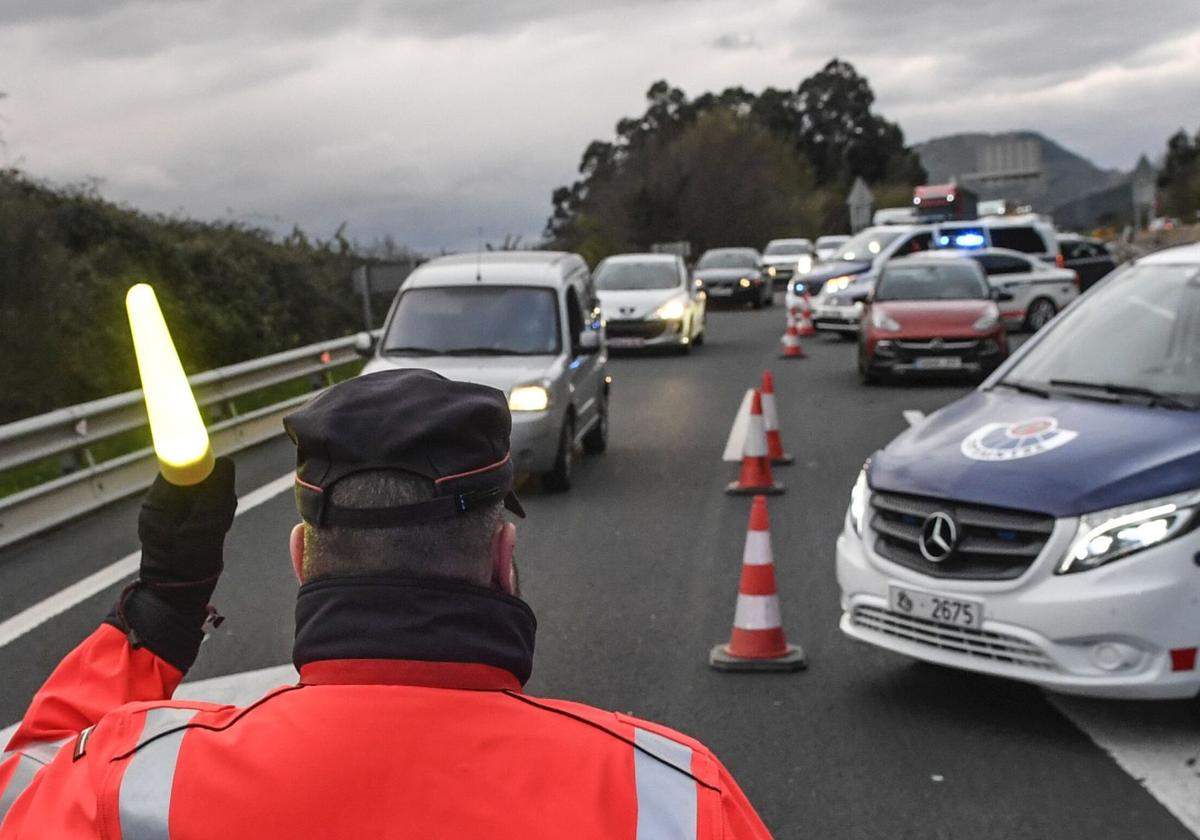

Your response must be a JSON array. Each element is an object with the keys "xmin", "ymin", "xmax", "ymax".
[{"xmin": 2, "ymin": 300, "xmax": 1196, "ymax": 839}]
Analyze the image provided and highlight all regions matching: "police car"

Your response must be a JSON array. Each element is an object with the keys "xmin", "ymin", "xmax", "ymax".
[{"xmin": 836, "ymin": 243, "xmax": 1200, "ymax": 699}]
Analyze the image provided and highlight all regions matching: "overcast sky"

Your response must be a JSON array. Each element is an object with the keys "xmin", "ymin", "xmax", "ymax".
[{"xmin": 1, "ymin": 0, "xmax": 1198, "ymax": 250}]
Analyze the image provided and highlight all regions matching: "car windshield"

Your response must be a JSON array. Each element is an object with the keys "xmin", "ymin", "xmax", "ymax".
[
  {"xmin": 764, "ymin": 241, "xmax": 810, "ymax": 255},
  {"xmin": 833, "ymin": 230, "xmax": 902, "ymax": 262},
  {"xmin": 1002, "ymin": 263, "xmax": 1200, "ymax": 404},
  {"xmin": 875, "ymin": 263, "xmax": 990, "ymax": 301},
  {"xmin": 382, "ymin": 286, "xmax": 560, "ymax": 356},
  {"xmin": 697, "ymin": 250, "xmax": 757, "ymax": 269},
  {"xmin": 594, "ymin": 260, "xmax": 679, "ymax": 291}
]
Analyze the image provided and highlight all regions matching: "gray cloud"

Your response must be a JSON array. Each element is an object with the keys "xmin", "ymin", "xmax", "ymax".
[{"xmin": 1, "ymin": 0, "xmax": 1197, "ymax": 250}]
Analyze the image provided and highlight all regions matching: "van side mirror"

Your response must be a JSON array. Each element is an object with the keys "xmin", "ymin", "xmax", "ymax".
[
  {"xmin": 579, "ymin": 330, "xmax": 600, "ymax": 353},
  {"xmin": 353, "ymin": 331, "xmax": 376, "ymax": 357}
]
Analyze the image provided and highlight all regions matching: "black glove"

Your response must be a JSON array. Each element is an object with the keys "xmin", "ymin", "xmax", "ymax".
[
  {"xmin": 136, "ymin": 455, "xmax": 238, "ymax": 615},
  {"xmin": 108, "ymin": 456, "xmax": 237, "ymax": 671}
]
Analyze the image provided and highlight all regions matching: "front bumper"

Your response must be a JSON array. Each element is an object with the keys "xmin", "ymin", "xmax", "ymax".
[
  {"xmin": 836, "ymin": 510, "xmax": 1200, "ymax": 699},
  {"xmin": 812, "ymin": 303, "xmax": 861, "ymax": 331},
  {"xmin": 702, "ymin": 284, "xmax": 761, "ymax": 304},
  {"xmin": 866, "ymin": 338, "xmax": 1004, "ymax": 377},
  {"xmin": 509, "ymin": 409, "xmax": 563, "ymax": 473},
  {"xmin": 605, "ymin": 318, "xmax": 688, "ymax": 349}
]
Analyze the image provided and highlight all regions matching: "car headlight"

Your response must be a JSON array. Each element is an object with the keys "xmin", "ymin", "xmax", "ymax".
[
  {"xmin": 654, "ymin": 298, "xmax": 686, "ymax": 321},
  {"xmin": 849, "ymin": 464, "xmax": 870, "ymax": 536},
  {"xmin": 766, "ymin": 266, "xmax": 777, "ymax": 278},
  {"xmin": 824, "ymin": 274, "xmax": 856, "ymax": 294},
  {"xmin": 739, "ymin": 277, "xmax": 752, "ymax": 288},
  {"xmin": 1057, "ymin": 489, "xmax": 1200, "ymax": 574},
  {"xmin": 508, "ymin": 384, "xmax": 550, "ymax": 412},
  {"xmin": 797, "ymin": 256, "xmax": 813, "ymax": 275},
  {"xmin": 870, "ymin": 308, "xmax": 901, "ymax": 331},
  {"xmin": 972, "ymin": 304, "xmax": 1000, "ymax": 331}
]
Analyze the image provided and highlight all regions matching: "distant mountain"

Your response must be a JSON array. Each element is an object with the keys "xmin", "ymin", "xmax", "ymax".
[{"xmin": 912, "ymin": 131, "xmax": 1126, "ymax": 212}]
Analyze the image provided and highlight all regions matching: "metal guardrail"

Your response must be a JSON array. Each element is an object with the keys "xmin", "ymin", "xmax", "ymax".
[{"xmin": 0, "ymin": 331, "xmax": 376, "ymax": 550}]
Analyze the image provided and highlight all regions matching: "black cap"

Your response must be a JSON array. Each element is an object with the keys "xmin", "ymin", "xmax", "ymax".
[{"xmin": 283, "ymin": 369, "xmax": 525, "ymax": 528}]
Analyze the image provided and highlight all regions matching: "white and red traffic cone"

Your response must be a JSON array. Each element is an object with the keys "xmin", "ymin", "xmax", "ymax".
[
  {"xmin": 780, "ymin": 323, "xmax": 806, "ymax": 359},
  {"xmin": 760, "ymin": 370, "xmax": 794, "ymax": 466},
  {"xmin": 797, "ymin": 292, "xmax": 817, "ymax": 337},
  {"xmin": 725, "ymin": 390, "xmax": 785, "ymax": 495},
  {"xmin": 710, "ymin": 495, "xmax": 806, "ymax": 672}
]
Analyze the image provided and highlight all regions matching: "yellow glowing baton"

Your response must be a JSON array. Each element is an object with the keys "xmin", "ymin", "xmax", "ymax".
[{"xmin": 126, "ymin": 283, "xmax": 215, "ymax": 486}]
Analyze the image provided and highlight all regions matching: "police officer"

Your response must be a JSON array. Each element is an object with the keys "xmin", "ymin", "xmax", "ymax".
[{"xmin": 0, "ymin": 369, "xmax": 772, "ymax": 839}]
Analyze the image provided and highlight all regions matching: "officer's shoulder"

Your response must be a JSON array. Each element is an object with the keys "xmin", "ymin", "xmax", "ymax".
[{"xmin": 513, "ymin": 696, "xmax": 722, "ymax": 778}]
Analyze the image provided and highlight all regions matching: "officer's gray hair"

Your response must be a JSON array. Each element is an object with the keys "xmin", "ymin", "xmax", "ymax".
[{"xmin": 302, "ymin": 469, "xmax": 503, "ymax": 583}]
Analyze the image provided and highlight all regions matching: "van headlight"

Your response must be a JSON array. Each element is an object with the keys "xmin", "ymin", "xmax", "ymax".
[
  {"xmin": 849, "ymin": 464, "xmax": 870, "ymax": 536},
  {"xmin": 1057, "ymin": 489, "xmax": 1200, "ymax": 574},
  {"xmin": 654, "ymin": 298, "xmax": 686, "ymax": 320},
  {"xmin": 508, "ymin": 384, "xmax": 550, "ymax": 412},
  {"xmin": 824, "ymin": 275, "xmax": 856, "ymax": 294}
]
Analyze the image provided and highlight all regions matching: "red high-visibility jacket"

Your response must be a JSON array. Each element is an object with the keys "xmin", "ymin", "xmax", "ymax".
[{"xmin": 0, "ymin": 577, "xmax": 773, "ymax": 839}]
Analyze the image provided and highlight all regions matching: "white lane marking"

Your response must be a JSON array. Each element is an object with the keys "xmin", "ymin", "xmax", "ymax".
[
  {"xmin": 1050, "ymin": 696, "xmax": 1200, "ymax": 837},
  {"xmin": 1, "ymin": 664, "xmax": 299, "ymax": 748},
  {"xmin": 722, "ymin": 389, "xmax": 754, "ymax": 462},
  {"xmin": 902, "ymin": 410, "xmax": 926, "ymax": 428},
  {"xmin": 0, "ymin": 472, "xmax": 295, "ymax": 651}
]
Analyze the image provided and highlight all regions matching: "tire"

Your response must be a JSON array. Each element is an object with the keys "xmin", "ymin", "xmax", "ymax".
[
  {"xmin": 1024, "ymin": 297, "xmax": 1058, "ymax": 332},
  {"xmin": 582, "ymin": 397, "xmax": 608, "ymax": 455},
  {"xmin": 751, "ymin": 295, "xmax": 764, "ymax": 310},
  {"xmin": 838, "ymin": 331, "xmax": 857, "ymax": 342},
  {"xmin": 543, "ymin": 416, "xmax": 575, "ymax": 492},
  {"xmin": 693, "ymin": 329, "xmax": 705, "ymax": 347},
  {"xmin": 858, "ymin": 345, "xmax": 879, "ymax": 385}
]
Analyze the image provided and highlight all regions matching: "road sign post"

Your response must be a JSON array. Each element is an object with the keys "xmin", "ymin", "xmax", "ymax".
[{"xmin": 847, "ymin": 177, "xmax": 875, "ymax": 233}]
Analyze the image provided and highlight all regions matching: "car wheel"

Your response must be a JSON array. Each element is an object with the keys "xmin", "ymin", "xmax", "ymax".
[
  {"xmin": 751, "ymin": 295, "xmax": 764, "ymax": 310},
  {"xmin": 1025, "ymin": 297, "xmax": 1058, "ymax": 331},
  {"xmin": 543, "ymin": 416, "xmax": 575, "ymax": 492},
  {"xmin": 582, "ymin": 397, "xmax": 608, "ymax": 455},
  {"xmin": 693, "ymin": 329, "xmax": 705, "ymax": 347},
  {"xmin": 839, "ymin": 331, "xmax": 857, "ymax": 342}
]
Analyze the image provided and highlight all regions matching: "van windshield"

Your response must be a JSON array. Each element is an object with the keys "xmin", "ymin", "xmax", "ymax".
[
  {"xmin": 382, "ymin": 286, "xmax": 561, "ymax": 356},
  {"xmin": 833, "ymin": 230, "xmax": 902, "ymax": 262},
  {"xmin": 1001, "ymin": 264, "xmax": 1200, "ymax": 406}
]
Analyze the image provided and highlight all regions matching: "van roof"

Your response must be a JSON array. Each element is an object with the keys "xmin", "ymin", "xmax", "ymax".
[
  {"xmin": 599, "ymin": 253, "xmax": 679, "ymax": 264},
  {"xmin": 407, "ymin": 251, "xmax": 586, "ymax": 289}
]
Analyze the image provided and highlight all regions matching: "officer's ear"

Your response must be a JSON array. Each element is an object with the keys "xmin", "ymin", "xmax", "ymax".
[
  {"xmin": 490, "ymin": 520, "xmax": 517, "ymax": 595},
  {"xmin": 289, "ymin": 523, "xmax": 305, "ymax": 584}
]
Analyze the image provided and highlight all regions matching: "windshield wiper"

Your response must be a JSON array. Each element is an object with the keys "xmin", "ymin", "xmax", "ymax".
[
  {"xmin": 1048, "ymin": 379, "xmax": 1195, "ymax": 410},
  {"xmin": 992, "ymin": 379, "xmax": 1050, "ymax": 399},
  {"xmin": 383, "ymin": 346, "xmax": 441, "ymax": 355}
]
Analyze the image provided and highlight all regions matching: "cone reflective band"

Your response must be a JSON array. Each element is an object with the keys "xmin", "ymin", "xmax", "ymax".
[
  {"xmin": 126, "ymin": 283, "xmax": 214, "ymax": 486},
  {"xmin": 760, "ymin": 371, "xmax": 793, "ymax": 466}
]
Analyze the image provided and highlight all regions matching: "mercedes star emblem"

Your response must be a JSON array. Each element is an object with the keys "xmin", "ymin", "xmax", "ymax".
[{"xmin": 919, "ymin": 511, "xmax": 958, "ymax": 563}]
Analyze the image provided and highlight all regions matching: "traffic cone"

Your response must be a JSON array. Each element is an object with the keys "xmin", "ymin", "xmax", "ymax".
[
  {"xmin": 725, "ymin": 390, "xmax": 785, "ymax": 495},
  {"xmin": 710, "ymin": 496, "xmax": 806, "ymax": 672},
  {"xmin": 779, "ymin": 323, "xmax": 806, "ymax": 359},
  {"xmin": 760, "ymin": 370, "xmax": 794, "ymax": 466},
  {"xmin": 797, "ymin": 292, "xmax": 817, "ymax": 337}
]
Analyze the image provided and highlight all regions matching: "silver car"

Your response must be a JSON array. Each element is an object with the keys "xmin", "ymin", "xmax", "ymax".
[{"xmin": 358, "ymin": 251, "xmax": 609, "ymax": 492}]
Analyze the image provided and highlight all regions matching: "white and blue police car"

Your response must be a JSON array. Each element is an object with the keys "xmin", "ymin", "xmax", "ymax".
[{"xmin": 837, "ymin": 243, "xmax": 1200, "ymax": 699}]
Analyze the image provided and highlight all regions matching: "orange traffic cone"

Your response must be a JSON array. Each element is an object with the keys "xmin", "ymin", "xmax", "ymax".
[
  {"xmin": 760, "ymin": 370, "xmax": 794, "ymax": 466},
  {"xmin": 797, "ymin": 292, "xmax": 817, "ymax": 337},
  {"xmin": 780, "ymin": 323, "xmax": 806, "ymax": 359},
  {"xmin": 725, "ymin": 390, "xmax": 785, "ymax": 495},
  {"xmin": 710, "ymin": 495, "xmax": 806, "ymax": 672}
]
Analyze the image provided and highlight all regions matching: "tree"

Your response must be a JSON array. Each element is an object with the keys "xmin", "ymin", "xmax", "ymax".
[
  {"xmin": 546, "ymin": 61, "xmax": 925, "ymax": 260},
  {"xmin": 1158, "ymin": 127, "xmax": 1200, "ymax": 219}
]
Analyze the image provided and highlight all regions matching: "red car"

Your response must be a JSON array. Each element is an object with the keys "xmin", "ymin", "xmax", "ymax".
[{"xmin": 858, "ymin": 255, "xmax": 1009, "ymax": 384}]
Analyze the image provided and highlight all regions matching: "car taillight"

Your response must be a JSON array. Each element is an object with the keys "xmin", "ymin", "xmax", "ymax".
[{"xmin": 1056, "ymin": 253, "xmax": 1065, "ymax": 269}]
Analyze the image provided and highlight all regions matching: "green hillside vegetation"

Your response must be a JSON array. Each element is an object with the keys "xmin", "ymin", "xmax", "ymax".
[
  {"xmin": 546, "ymin": 60, "xmax": 926, "ymax": 264},
  {"xmin": 0, "ymin": 170, "xmax": 367, "ymax": 423}
]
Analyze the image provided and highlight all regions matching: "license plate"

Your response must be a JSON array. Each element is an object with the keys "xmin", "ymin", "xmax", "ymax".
[
  {"xmin": 889, "ymin": 585, "xmax": 983, "ymax": 629},
  {"xmin": 607, "ymin": 337, "xmax": 644, "ymax": 348},
  {"xmin": 914, "ymin": 356, "xmax": 962, "ymax": 370},
  {"xmin": 707, "ymin": 286, "xmax": 733, "ymax": 297}
]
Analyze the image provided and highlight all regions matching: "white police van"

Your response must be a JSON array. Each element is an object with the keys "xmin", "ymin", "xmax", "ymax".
[{"xmin": 837, "ymin": 243, "xmax": 1200, "ymax": 699}]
